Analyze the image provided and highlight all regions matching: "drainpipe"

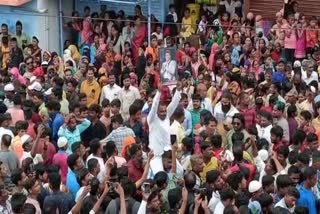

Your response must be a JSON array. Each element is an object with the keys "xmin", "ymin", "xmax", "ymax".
[
  {"xmin": 147, "ymin": 0, "xmax": 151, "ymax": 46},
  {"xmin": 59, "ymin": 0, "xmax": 64, "ymax": 55}
]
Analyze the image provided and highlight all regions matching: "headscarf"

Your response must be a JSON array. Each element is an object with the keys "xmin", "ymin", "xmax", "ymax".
[
  {"xmin": 68, "ymin": 45, "xmax": 80, "ymax": 64},
  {"xmin": 9, "ymin": 67, "xmax": 26, "ymax": 86},
  {"xmin": 129, "ymin": 72, "xmax": 138, "ymax": 87},
  {"xmin": 33, "ymin": 67, "xmax": 44, "ymax": 78},
  {"xmin": 209, "ymin": 43, "xmax": 219, "ymax": 71},
  {"xmin": 55, "ymin": 56, "xmax": 65, "ymax": 78},
  {"xmin": 63, "ymin": 49, "xmax": 76, "ymax": 72}
]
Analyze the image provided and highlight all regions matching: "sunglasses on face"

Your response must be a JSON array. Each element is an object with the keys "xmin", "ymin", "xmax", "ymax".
[{"xmin": 26, "ymin": 61, "xmax": 33, "ymax": 65}]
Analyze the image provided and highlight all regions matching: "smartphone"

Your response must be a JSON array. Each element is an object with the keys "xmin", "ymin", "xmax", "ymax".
[
  {"xmin": 108, "ymin": 182, "xmax": 118, "ymax": 192},
  {"xmin": 142, "ymin": 182, "xmax": 151, "ymax": 194},
  {"xmin": 170, "ymin": 134, "xmax": 177, "ymax": 145},
  {"xmin": 199, "ymin": 188, "xmax": 207, "ymax": 200}
]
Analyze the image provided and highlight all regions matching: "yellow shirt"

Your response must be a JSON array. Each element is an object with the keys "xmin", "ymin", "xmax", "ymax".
[
  {"xmin": 1, "ymin": 46, "xmax": 10, "ymax": 69},
  {"xmin": 181, "ymin": 17, "xmax": 195, "ymax": 38},
  {"xmin": 200, "ymin": 157, "xmax": 218, "ymax": 182},
  {"xmin": 170, "ymin": 120, "xmax": 186, "ymax": 160},
  {"xmin": 80, "ymin": 80, "xmax": 101, "ymax": 107}
]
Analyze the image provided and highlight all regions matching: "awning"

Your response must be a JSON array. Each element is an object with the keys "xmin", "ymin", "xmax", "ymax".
[{"xmin": 0, "ymin": 0, "xmax": 31, "ymax": 6}]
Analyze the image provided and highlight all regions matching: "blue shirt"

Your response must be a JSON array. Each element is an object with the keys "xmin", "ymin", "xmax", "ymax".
[
  {"xmin": 58, "ymin": 119, "xmax": 91, "ymax": 154},
  {"xmin": 272, "ymin": 71, "xmax": 286, "ymax": 84},
  {"xmin": 184, "ymin": 109, "xmax": 192, "ymax": 136},
  {"xmin": 297, "ymin": 183, "xmax": 317, "ymax": 214},
  {"xmin": 66, "ymin": 169, "xmax": 80, "ymax": 200},
  {"xmin": 49, "ymin": 113, "xmax": 64, "ymax": 145},
  {"xmin": 43, "ymin": 191, "xmax": 75, "ymax": 213}
]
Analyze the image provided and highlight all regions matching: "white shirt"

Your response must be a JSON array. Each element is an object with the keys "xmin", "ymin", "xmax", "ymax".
[
  {"xmin": 148, "ymin": 156, "xmax": 184, "ymax": 180},
  {"xmin": 275, "ymin": 198, "xmax": 295, "ymax": 213},
  {"xmin": 75, "ymin": 186, "xmax": 90, "ymax": 203},
  {"xmin": 256, "ymin": 124, "xmax": 272, "ymax": 144},
  {"xmin": 209, "ymin": 191, "xmax": 220, "ymax": 213},
  {"xmin": 214, "ymin": 201, "xmax": 225, "ymax": 214},
  {"xmin": 188, "ymin": 97, "xmax": 213, "ymax": 115},
  {"xmin": 86, "ymin": 154, "xmax": 106, "ymax": 183},
  {"xmin": 119, "ymin": 85, "xmax": 141, "ymax": 121},
  {"xmin": 147, "ymin": 90, "xmax": 181, "ymax": 156},
  {"xmin": 302, "ymin": 70, "xmax": 318, "ymax": 85},
  {"xmin": 213, "ymin": 102, "xmax": 239, "ymax": 123},
  {"xmin": 100, "ymin": 84, "xmax": 121, "ymax": 104},
  {"xmin": 168, "ymin": 12, "xmax": 178, "ymax": 23}
]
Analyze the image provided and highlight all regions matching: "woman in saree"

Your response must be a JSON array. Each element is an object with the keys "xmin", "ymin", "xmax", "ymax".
[
  {"xmin": 108, "ymin": 25, "xmax": 124, "ymax": 55},
  {"xmin": 80, "ymin": 17, "xmax": 93, "ymax": 46},
  {"xmin": 132, "ymin": 17, "xmax": 146, "ymax": 63},
  {"xmin": 71, "ymin": 11, "xmax": 82, "ymax": 45}
]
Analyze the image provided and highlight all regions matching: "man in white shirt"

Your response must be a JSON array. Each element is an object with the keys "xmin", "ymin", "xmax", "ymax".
[
  {"xmin": 118, "ymin": 74, "xmax": 141, "ymax": 121},
  {"xmin": 213, "ymin": 91, "xmax": 239, "ymax": 123},
  {"xmin": 275, "ymin": 186, "xmax": 300, "ymax": 213},
  {"xmin": 302, "ymin": 60, "xmax": 318, "ymax": 85},
  {"xmin": 100, "ymin": 72, "xmax": 121, "ymax": 104},
  {"xmin": 214, "ymin": 188, "xmax": 235, "ymax": 214},
  {"xmin": 0, "ymin": 114, "xmax": 13, "ymax": 148},
  {"xmin": 256, "ymin": 110, "xmax": 273, "ymax": 144},
  {"xmin": 86, "ymin": 139, "xmax": 105, "ymax": 183},
  {"xmin": 148, "ymin": 82, "xmax": 181, "ymax": 156}
]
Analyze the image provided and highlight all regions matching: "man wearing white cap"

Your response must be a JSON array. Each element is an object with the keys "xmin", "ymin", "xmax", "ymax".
[
  {"xmin": 248, "ymin": 180, "xmax": 263, "ymax": 214},
  {"xmin": 27, "ymin": 81, "xmax": 42, "ymax": 92},
  {"xmin": 3, "ymin": 83, "xmax": 15, "ymax": 108},
  {"xmin": 52, "ymin": 137, "xmax": 68, "ymax": 184}
]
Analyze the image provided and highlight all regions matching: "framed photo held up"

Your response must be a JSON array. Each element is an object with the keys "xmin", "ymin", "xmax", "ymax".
[{"xmin": 159, "ymin": 47, "xmax": 178, "ymax": 85}]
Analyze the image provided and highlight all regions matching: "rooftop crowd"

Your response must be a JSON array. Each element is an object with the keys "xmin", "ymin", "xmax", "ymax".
[{"xmin": 0, "ymin": 0, "xmax": 320, "ymax": 213}]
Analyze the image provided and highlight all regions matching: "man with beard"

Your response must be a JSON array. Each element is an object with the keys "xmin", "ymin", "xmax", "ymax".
[
  {"xmin": 58, "ymin": 113, "xmax": 91, "ymax": 154},
  {"xmin": 127, "ymin": 144, "xmax": 144, "ymax": 183},
  {"xmin": 213, "ymin": 91, "xmax": 239, "ymax": 123},
  {"xmin": 226, "ymin": 113, "xmax": 251, "ymax": 153},
  {"xmin": 100, "ymin": 72, "xmax": 121, "ymax": 105},
  {"xmin": 81, "ymin": 104, "xmax": 106, "ymax": 147}
]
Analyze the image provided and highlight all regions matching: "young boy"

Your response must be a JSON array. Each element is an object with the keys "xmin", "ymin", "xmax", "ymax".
[
  {"xmin": 168, "ymin": 4, "xmax": 177, "ymax": 23},
  {"xmin": 12, "ymin": 121, "xmax": 29, "ymax": 160},
  {"xmin": 190, "ymin": 94, "xmax": 202, "ymax": 133},
  {"xmin": 79, "ymin": 93, "xmax": 87, "ymax": 107},
  {"xmin": 110, "ymin": 98, "xmax": 121, "ymax": 116},
  {"xmin": 69, "ymin": 102, "xmax": 81, "ymax": 118},
  {"xmin": 100, "ymin": 99, "xmax": 111, "ymax": 134},
  {"xmin": 79, "ymin": 105, "xmax": 88, "ymax": 119},
  {"xmin": 270, "ymin": 125, "xmax": 284, "ymax": 154}
]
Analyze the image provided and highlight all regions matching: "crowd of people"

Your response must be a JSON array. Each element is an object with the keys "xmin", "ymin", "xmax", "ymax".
[{"xmin": 0, "ymin": 0, "xmax": 320, "ymax": 213}]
